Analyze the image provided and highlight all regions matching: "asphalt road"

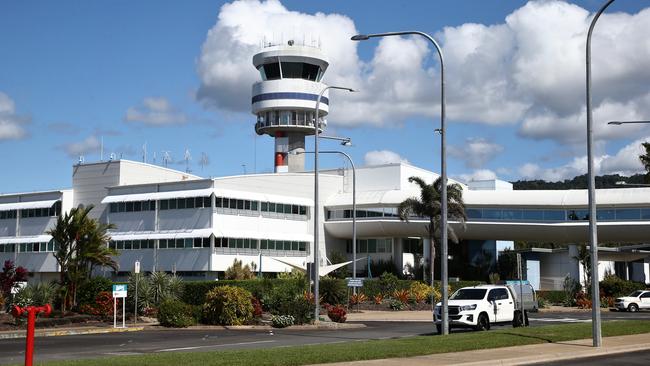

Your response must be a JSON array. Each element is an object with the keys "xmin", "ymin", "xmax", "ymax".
[
  {"xmin": 530, "ymin": 349, "xmax": 650, "ymax": 365},
  {"xmin": 1, "ymin": 310, "xmax": 649, "ymax": 364}
]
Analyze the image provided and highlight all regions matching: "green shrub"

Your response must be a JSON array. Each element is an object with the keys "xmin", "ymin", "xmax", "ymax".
[
  {"xmin": 265, "ymin": 281, "xmax": 312, "ymax": 324},
  {"xmin": 379, "ymin": 272, "xmax": 400, "ymax": 295},
  {"xmin": 537, "ymin": 290, "xmax": 566, "ymax": 305},
  {"xmin": 182, "ymin": 278, "xmax": 302, "ymax": 306},
  {"xmin": 158, "ymin": 299, "xmax": 196, "ymax": 328},
  {"xmin": 202, "ymin": 286, "xmax": 254, "ymax": 325},
  {"xmin": 271, "ymin": 315, "xmax": 294, "ymax": 328},
  {"xmin": 224, "ymin": 259, "xmax": 255, "ymax": 280},
  {"xmin": 77, "ymin": 276, "xmax": 112, "ymax": 306},
  {"xmin": 563, "ymin": 276, "xmax": 581, "ymax": 307},
  {"xmin": 319, "ymin": 278, "xmax": 347, "ymax": 305},
  {"xmin": 13, "ymin": 282, "xmax": 57, "ymax": 307},
  {"xmin": 600, "ymin": 274, "xmax": 646, "ymax": 298},
  {"xmin": 388, "ymin": 299, "xmax": 405, "ymax": 311}
]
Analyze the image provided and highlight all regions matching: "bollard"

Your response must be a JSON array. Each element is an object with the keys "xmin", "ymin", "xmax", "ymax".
[{"xmin": 12, "ymin": 304, "xmax": 52, "ymax": 366}]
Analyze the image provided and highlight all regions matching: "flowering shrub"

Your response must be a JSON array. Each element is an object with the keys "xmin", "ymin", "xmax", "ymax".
[
  {"xmin": 251, "ymin": 296, "xmax": 263, "ymax": 318},
  {"xmin": 349, "ymin": 293, "xmax": 367, "ymax": 305},
  {"xmin": 79, "ymin": 291, "xmax": 115, "ymax": 318},
  {"xmin": 409, "ymin": 282, "xmax": 439, "ymax": 304},
  {"xmin": 373, "ymin": 293, "xmax": 384, "ymax": 305},
  {"xmin": 143, "ymin": 307, "xmax": 158, "ymax": 318},
  {"xmin": 271, "ymin": 315, "xmax": 295, "ymax": 328},
  {"xmin": 393, "ymin": 289, "xmax": 410, "ymax": 304},
  {"xmin": 327, "ymin": 304, "xmax": 347, "ymax": 323},
  {"xmin": 388, "ymin": 299, "xmax": 405, "ymax": 311},
  {"xmin": 575, "ymin": 291, "xmax": 592, "ymax": 309}
]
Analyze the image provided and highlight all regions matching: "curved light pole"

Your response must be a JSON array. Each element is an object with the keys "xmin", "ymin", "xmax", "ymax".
[
  {"xmin": 586, "ymin": 0, "xmax": 615, "ymax": 348},
  {"xmin": 296, "ymin": 149, "xmax": 357, "ymax": 285},
  {"xmin": 607, "ymin": 120, "xmax": 650, "ymax": 125},
  {"xmin": 352, "ymin": 31, "xmax": 450, "ymax": 335},
  {"xmin": 313, "ymin": 86, "xmax": 355, "ymax": 322}
]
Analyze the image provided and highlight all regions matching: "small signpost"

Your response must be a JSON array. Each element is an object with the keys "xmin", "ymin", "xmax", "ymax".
[
  {"xmin": 112, "ymin": 284, "xmax": 127, "ymax": 329},
  {"xmin": 134, "ymin": 261, "xmax": 140, "ymax": 325},
  {"xmin": 346, "ymin": 278, "xmax": 364, "ymax": 288}
]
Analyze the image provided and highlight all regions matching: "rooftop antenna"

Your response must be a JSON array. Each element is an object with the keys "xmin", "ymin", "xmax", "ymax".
[
  {"xmin": 184, "ymin": 148, "xmax": 192, "ymax": 173},
  {"xmin": 142, "ymin": 142, "xmax": 147, "ymax": 163},
  {"xmin": 152, "ymin": 151, "xmax": 157, "ymax": 165},
  {"xmin": 242, "ymin": 164, "xmax": 247, "ymax": 175},
  {"xmin": 199, "ymin": 152, "xmax": 209, "ymax": 172},
  {"xmin": 78, "ymin": 156, "xmax": 84, "ymax": 165},
  {"xmin": 100, "ymin": 136, "xmax": 104, "ymax": 161},
  {"xmin": 162, "ymin": 151, "xmax": 171, "ymax": 168}
]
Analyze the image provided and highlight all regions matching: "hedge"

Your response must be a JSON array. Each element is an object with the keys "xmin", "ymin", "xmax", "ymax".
[
  {"xmin": 536, "ymin": 290, "xmax": 566, "ymax": 305},
  {"xmin": 181, "ymin": 278, "xmax": 306, "ymax": 306}
]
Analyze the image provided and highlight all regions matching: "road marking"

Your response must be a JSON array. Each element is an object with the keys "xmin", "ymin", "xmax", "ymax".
[
  {"xmin": 530, "ymin": 317, "xmax": 590, "ymax": 323},
  {"xmin": 157, "ymin": 340, "xmax": 276, "ymax": 352},
  {"xmin": 104, "ymin": 352, "xmax": 142, "ymax": 356}
]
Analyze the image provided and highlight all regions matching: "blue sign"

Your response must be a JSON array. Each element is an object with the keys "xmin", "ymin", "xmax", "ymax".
[{"xmin": 112, "ymin": 284, "xmax": 127, "ymax": 298}]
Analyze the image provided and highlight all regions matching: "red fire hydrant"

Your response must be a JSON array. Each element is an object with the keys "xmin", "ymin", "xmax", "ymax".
[{"xmin": 12, "ymin": 304, "xmax": 52, "ymax": 366}]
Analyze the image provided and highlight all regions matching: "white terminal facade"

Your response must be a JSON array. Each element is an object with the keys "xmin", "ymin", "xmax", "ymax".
[{"xmin": 1, "ymin": 42, "xmax": 649, "ymax": 290}]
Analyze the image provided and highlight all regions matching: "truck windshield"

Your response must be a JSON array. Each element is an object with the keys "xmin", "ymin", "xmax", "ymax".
[{"xmin": 450, "ymin": 289, "xmax": 487, "ymax": 300}]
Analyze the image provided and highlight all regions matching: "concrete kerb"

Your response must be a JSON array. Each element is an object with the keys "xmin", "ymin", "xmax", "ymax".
[{"xmin": 0, "ymin": 326, "xmax": 144, "ymax": 340}]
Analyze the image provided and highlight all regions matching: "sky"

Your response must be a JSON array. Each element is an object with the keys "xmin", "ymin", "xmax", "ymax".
[{"xmin": 1, "ymin": 0, "xmax": 649, "ymax": 193}]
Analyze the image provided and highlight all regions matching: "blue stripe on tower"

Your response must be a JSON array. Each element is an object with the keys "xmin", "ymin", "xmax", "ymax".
[{"xmin": 252, "ymin": 93, "xmax": 330, "ymax": 105}]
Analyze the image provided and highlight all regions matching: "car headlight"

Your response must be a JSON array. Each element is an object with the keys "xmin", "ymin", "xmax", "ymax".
[{"xmin": 460, "ymin": 304, "xmax": 477, "ymax": 311}]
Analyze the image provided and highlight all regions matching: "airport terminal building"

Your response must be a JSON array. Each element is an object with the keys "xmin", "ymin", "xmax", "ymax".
[{"xmin": 2, "ymin": 41, "xmax": 649, "ymax": 290}]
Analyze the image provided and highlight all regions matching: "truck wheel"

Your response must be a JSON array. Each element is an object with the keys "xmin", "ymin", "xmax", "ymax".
[
  {"xmin": 524, "ymin": 311, "xmax": 529, "ymax": 326},
  {"xmin": 628, "ymin": 303, "xmax": 639, "ymax": 312},
  {"xmin": 475, "ymin": 313, "xmax": 490, "ymax": 331},
  {"xmin": 512, "ymin": 311, "xmax": 523, "ymax": 328}
]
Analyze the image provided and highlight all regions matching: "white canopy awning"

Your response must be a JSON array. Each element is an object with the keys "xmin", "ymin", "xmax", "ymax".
[
  {"xmin": 108, "ymin": 228, "xmax": 214, "ymax": 241},
  {"xmin": 0, "ymin": 200, "xmax": 59, "ymax": 211},
  {"xmin": 0, "ymin": 235, "xmax": 52, "ymax": 244},
  {"xmin": 102, "ymin": 188, "xmax": 214, "ymax": 204}
]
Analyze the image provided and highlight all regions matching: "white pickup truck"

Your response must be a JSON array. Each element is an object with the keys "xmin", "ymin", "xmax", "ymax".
[
  {"xmin": 434, "ymin": 284, "xmax": 537, "ymax": 333},
  {"xmin": 614, "ymin": 290, "xmax": 650, "ymax": 312}
]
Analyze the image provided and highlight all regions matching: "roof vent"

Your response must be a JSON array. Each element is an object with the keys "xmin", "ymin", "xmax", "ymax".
[{"xmin": 287, "ymin": 39, "xmax": 294, "ymax": 46}]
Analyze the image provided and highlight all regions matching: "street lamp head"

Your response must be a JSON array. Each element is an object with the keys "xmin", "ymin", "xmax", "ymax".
[
  {"xmin": 351, "ymin": 34, "xmax": 370, "ymax": 41},
  {"xmin": 607, "ymin": 121, "xmax": 623, "ymax": 125},
  {"xmin": 615, "ymin": 181, "xmax": 627, "ymax": 185},
  {"xmin": 341, "ymin": 138, "xmax": 352, "ymax": 147}
]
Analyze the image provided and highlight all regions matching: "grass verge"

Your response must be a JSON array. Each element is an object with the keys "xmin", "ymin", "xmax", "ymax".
[{"xmin": 40, "ymin": 320, "xmax": 650, "ymax": 366}]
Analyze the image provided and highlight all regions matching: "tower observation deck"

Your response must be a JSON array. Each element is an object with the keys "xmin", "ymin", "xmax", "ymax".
[{"xmin": 251, "ymin": 40, "xmax": 329, "ymax": 173}]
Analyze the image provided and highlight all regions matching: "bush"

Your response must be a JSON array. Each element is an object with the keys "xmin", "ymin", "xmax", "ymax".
[
  {"xmin": 158, "ymin": 299, "xmax": 196, "ymax": 328},
  {"xmin": 388, "ymin": 299, "xmax": 405, "ymax": 311},
  {"xmin": 202, "ymin": 286, "xmax": 254, "ymax": 325},
  {"xmin": 319, "ymin": 278, "xmax": 347, "ymax": 305},
  {"xmin": 182, "ymin": 278, "xmax": 303, "ymax": 306},
  {"xmin": 13, "ymin": 282, "xmax": 57, "ymax": 307},
  {"xmin": 251, "ymin": 297, "xmax": 263, "ymax": 318},
  {"xmin": 379, "ymin": 272, "xmax": 400, "ymax": 295},
  {"xmin": 393, "ymin": 289, "xmax": 410, "ymax": 304},
  {"xmin": 349, "ymin": 293, "xmax": 367, "ymax": 305},
  {"xmin": 271, "ymin": 315, "xmax": 294, "ymax": 328},
  {"xmin": 224, "ymin": 259, "xmax": 255, "ymax": 280},
  {"xmin": 563, "ymin": 276, "xmax": 582, "ymax": 307},
  {"xmin": 77, "ymin": 276, "xmax": 112, "ymax": 306},
  {"xmin": 600, "ymin": 274, "xmax": 646, "ymax": 298},
  {"xmin": 327, "ymin": 304, "xmax": 347, "ymax": 323},
  {"xmin": 537, "ymin": 290, "xmax": 566, "ymax": 305},
  {"xmin": 409, "ymin": 282, "xmax": 437, "ymax": 304},
  {"xmin": 79, "ymin": 291, "xmax": 115, "ymax": 318}
]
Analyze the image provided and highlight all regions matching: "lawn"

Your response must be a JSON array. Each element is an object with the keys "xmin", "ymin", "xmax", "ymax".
[{"xmin": 38, "ymin": 320, "xmax": 650, "ymax": 366}]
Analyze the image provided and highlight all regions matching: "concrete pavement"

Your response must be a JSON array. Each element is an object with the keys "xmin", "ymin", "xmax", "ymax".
[{"xmin": 311, "ymin": 333, "xmax": 650, "ymax": 366}]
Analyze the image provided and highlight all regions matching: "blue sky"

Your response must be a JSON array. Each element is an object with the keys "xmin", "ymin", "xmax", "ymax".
[{"xmin": 1, "ymin": 0, "xmax": 649, "ymax": 193}]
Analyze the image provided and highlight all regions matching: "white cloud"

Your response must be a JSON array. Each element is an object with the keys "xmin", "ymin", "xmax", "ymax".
[
  {"xmin": 517, "ymin": 137, "xmax": 650, "ymax": 181},
  {"xmin": 0, "ymin": 92, "xmax": 29, "ymax": 140},
  {"xmin": 61, "ymin": 136, "xmax": 101, "ymax": 158},
  {"xmin": 364, "ymin": 150, "xmax": 409, "ymax": 166},
  {"xmin": 456, "ymin": 169, "xmax": 497, "ymax": 183},
  {"xmin": 124, "ymin": 97, "xmax": 187, "ymax": 126},
  {"xmin": 449, "ymin": 137, "xmax": 503, "ymax": 168},
  {"xmin": 194, "ymin": 0, "xmax": 650, "ymax": 146}
]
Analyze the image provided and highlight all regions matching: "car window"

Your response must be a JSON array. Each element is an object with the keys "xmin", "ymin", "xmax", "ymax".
[
  {"xmin": 629, "ymin": 290, "xmax": 643, "ymax": 297},
  {"xmin": 450, "ymin": 289, "xmax": 487, "ymax": 300},
  {"xmin": 641, "ymin": 292, "xmax": 650, "ymax": 299},
  {"xmin": 488, "ymin": 289, "xmax": 508, "ymax": 301}
]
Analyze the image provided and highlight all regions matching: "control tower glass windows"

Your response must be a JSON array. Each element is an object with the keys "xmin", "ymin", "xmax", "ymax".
[
  {"xmin": 281, "ymin": 62, "xmax": 321, "ymax": 81},
  {"xmin": 260, "ymin": 63, "xmax": 281, "ymax": 80}
]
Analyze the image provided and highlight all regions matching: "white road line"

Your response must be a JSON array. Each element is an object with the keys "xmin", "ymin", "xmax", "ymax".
[
  {"xmin": 157, "ymin": 340, "xmax": 276, "ymax": 352},
  {"xmin": 530, "ymin": 317, "xmax": 590, "ymax": 323}
]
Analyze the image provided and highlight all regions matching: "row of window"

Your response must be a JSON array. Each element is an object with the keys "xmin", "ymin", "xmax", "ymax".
[
  {"xmin": 110, "ymin": 200, "xmax": 156, "ymax": 213},
  {"xmin": 255, "ymin": 110, "xmax": 319, "ymax": 129},
  {"xmin": 20, "ymin": 202, "xmax": 62, "ymax": 219},
  {"xmin": 327, "ymin": 207, "xmax": 399, "ymax": 220},
  {"xmin": 0, "ymin": 242, "xmax": 57, "ymax": 253},
  {"xmin": 160, "ymin": 197, "xmax": 211, "ymax": 210},
  {"xmin": 0, "ymin": 210, "xmax": 17, "ymax": 220},
  {"xmin": 107, "ymin": 237, "xmax": 308, "ymax": 252},
  {"xmin": 466, "ymin": 207, "xmax": 650, "ymax": 222},
  {"xmin": 216, "ymin": 197, "xmax": 309, "ymax": 217},
  {"xmin": 258, "ymin": 62, "xmax": 323, "ymax": 82},
  {"xmin": 345, "ymin": 238, "xmax": 393, "ymax": 254}
]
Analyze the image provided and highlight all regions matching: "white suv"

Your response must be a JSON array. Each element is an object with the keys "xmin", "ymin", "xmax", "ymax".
[{"xmin": 614, "ymin": 290, "xmax": 650, "ymax": 312}]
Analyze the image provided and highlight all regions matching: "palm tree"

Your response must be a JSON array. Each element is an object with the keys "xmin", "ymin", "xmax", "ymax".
[
  {"xmin": 398, "ymin": 176, "xmax": 466, "ymax": 285},
  {"xmin": 639, "ymin": 142, "xmax": 650, "ymax": 183},
  {"xmin": 48, "ymin": 205, "xmax": 117, "ymax": 311}
]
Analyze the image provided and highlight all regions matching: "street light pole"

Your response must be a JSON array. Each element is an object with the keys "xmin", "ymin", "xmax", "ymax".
[
  {"xmin": 586, "ymin": 0, "xmax": 615, "ymax": 348},
  {"xmin": 352, "ymin": 31, "xmax": 449, "ymax": 334},
  {"xmin": 607, "ymin": 121, "xmax": 650, "ymax": 125},
  {"xmin": 313, "ymin": 86, "xmax": 355, "ymax": 323}
]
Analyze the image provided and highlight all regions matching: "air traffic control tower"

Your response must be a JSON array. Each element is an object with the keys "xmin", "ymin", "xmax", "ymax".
[{"xmin": 252, "ymin": 40, "xmax": 329, "ymax": 173}]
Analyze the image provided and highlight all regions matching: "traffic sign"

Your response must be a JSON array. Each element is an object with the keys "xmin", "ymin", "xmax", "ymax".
[
  {"xmin": 112, "ymin": 284, "xmax": 128, "ymax": 298},
  {"xmin": 346, "ymin": 278, "xmax": 364, "ymax": 288}
]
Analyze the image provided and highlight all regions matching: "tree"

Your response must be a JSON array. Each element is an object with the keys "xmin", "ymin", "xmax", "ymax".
[
  {"xmin": 639, "ymin": 142, "xmax": 650, "ymax": 183},
  {"xmin": 47, "ymin": 205, "xmax": 117, "ymax": 311},
  {"xmin": 0, "ymin": 260, "xmax": 29, "ymax": 307},
  {"xmin": 224, "ymin": 259, "xmax": 255, "ymax": 280},
  {"xmin": 398, "ymin": 176, "xmax": 466, "ymax": 285},
  {"xmin": 573, "ymin": 244, "xmax": 591, "ymax": 293}
]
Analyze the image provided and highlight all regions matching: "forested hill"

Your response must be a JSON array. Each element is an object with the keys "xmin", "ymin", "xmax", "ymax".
[{"xmin": 512, "ymin": 173, "xmax": 647, "ymax": 190}]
